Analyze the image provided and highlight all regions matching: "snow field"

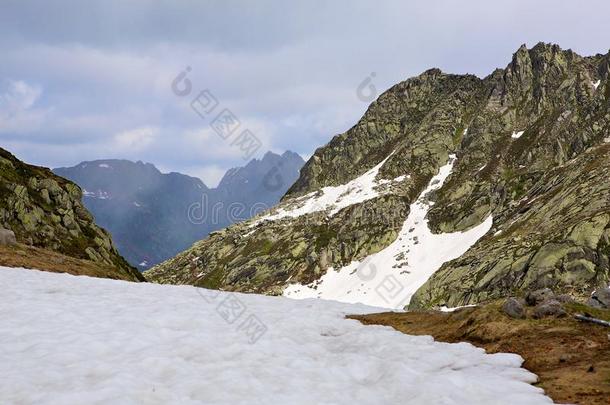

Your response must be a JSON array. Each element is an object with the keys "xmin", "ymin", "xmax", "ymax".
[{"xmin": 0, "ymin": 267, "xmax": 551, "ymax": 404}]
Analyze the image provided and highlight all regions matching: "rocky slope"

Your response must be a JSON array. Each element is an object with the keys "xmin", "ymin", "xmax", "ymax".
[
  {"xmin": 54, "ymin": 151, "xmax": 304, "ymax": 269},
  {"xmin": 0, "ymin": 147, "xmax": 143, "ymax": 281},
  {"xmin": 147, "ymin": 43, "xmax": 610, "ymax": 308}
]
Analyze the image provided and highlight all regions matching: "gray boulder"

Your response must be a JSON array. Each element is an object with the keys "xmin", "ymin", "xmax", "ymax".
[
  {"xmin": 525, "ymin": 288, "xmax": 555, "ymax": 306},
  {"xmin": 502, "ymin": 297, "xmax": 525, "ymax": 319},
  {"xmin": 0, "ymin": 228, "xmax": 17, "ymax": 246},
  {"xmin": 587, "ymin": 287, "xmax": 610, "ymax": 309},
  {"xmin": 555, "ymin": 294, "xmax": 574, "ymax": 304},
  {"xmin": 532, "ymin": 299, "xmax": 567, "ymax": 319}
]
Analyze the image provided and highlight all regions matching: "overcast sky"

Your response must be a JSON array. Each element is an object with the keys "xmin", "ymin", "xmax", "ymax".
[{"xmin": 1, "ymin": 0, "xmax": 609, "ymax": 186}]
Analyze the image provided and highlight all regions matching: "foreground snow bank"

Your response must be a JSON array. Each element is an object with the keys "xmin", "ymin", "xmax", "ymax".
[{"xmin": 0, "ymin": 267, "xmax": 550, "ymax": 404}]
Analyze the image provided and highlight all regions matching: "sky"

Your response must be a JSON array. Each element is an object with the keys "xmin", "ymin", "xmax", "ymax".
[{"xmin": 1, "ymin": 1, "xmax": 609, "ymax": 187}]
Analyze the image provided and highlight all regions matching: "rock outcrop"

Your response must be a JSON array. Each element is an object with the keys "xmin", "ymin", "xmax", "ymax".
[
  {"xmin": 0, "ymin": 228, "xmax": 16, "ymax": 246},
  {"xmin": 588, "ymin": 287, "xmax": 610, "ymax": 309},
  {"xmin": 0, "ymin": 148, "xmax": 143, "ymax": 281}
]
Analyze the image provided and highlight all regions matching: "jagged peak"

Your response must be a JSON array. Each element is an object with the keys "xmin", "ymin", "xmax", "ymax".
[
  {"xmin": 509, "ymin": 43, "xmax": 532, "ymax": 65},
  {"xmin": 419, "ymin": 67, "xmax": 444, "ymax": 79},
  {"xmin": 510, "ymin": 42, "xmax": 573, "ymax": 60},
  {"xmin": 515, "ymin": 43, "xmax": 529, "ymax": 54}
]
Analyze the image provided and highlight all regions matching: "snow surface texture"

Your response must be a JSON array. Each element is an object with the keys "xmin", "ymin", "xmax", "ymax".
[
  {"xmin": 0, "ymin": 267, "xmax": 551, "ymax": 405},
  {"xmin": 254, "ymin": 151, "xmax": 408, "ymax": 224},
  {"xmin": 284, "ymin": 155, "xmax": 493, "ymax": 309}
]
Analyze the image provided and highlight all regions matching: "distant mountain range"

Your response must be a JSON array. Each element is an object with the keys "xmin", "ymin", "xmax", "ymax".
[{"xmin": 54, "ymin": 151, "xmax": 304, "ymax": 269}]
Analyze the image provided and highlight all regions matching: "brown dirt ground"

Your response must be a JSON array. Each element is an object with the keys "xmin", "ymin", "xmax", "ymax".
[
  {"xmin": 0, "ymin": 243, "xmax": 142, "ymax": 281},
  {"xmin": 350, "ymin": 302, "xmax": 610, "ymax": 404}
]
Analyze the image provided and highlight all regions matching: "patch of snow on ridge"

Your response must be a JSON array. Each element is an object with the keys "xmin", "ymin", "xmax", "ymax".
[
  {"xmin": 98, "ymin": 163, "xmax": 111, "ymax": 168},
  {"xmin": 0, "ymin": 267, "xmax": 551, "ymax": 404},
  {"xmin": 440, "ymin": 304, "xmax": 478, "ymax": 312},
  {"xmin": 284, "ymin": 154, "xmax": 494, "ymax": 309},
  {"xmin": 255, "ymin": 151, "xmax": 407, "ymax": 223},
  {"xmin": 593, "ymin": 80, "xmax": 601, "ymax": 90},
  {"xmin": 82, "ymin": 189, "xmax": 111, "ymax": 199},
  {"xmin": 512, "ymin": 131, "xmax": 524, "ymax": 139}
]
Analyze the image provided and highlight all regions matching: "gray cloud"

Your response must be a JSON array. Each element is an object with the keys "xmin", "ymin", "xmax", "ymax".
[{"xmin": 1, "ymin": 0, "xmax": 609, "ymax": 185}]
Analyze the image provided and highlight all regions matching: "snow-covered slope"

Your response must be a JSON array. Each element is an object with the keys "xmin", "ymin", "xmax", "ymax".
[
  {"xmin": 284, "ymin": 156, "xmax": 493, "ymax": 308},
  {"xmin": 0, "ymin": 267, "xmax": 550, "ymax": 404},
  {"xmin": 254, "ymin": 151, "xmax": 407, "ymax": 224}
]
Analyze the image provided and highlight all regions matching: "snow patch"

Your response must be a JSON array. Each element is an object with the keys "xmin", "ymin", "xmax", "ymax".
[
  {"xmin": 138, "ymin": 261, "xmax": 148, "ymax": 267},
  {"xmin": 0, "ymin": 267, "xmax": 551, "ymax": 404},
  {"xmin": 98, "ymin": 163, "xmax": 111, "ymax": 168},
  {"xmin": 377, "ymin": 174, "xmax": 409, "ymax": 186},
  {"xmin": 82, "ymin": 189, "xmax": 110, "ymax": 200},
  {"xmin": 592, "ymin": 80, "xmax": 601, "ymax": 90},
  {"xmin": 439, "ymin": 304, "xmax": 478, "ymax": 312},
  {"xmin": 284, "ymin": 155, "xmax": 494, "ymax": 309},
  {"xmin": 511, "ymin": 131, "xmax": 524, "ymax": 139},
  {"xmin": 255, "ymin": 151, "xmax": 407, "ymax": 223}
]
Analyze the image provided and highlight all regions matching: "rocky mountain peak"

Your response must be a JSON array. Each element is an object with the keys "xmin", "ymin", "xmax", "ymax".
[{"xmin": 148, "ymin": 44, "xmax": 610, "ymax": 312}]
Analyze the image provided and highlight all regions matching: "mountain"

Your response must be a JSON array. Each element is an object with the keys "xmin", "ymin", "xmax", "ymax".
[
  {"xmin": 216, "ymin": 151, "xmax": 306, "ymax": 209},
  {"xmin": 146, "ymin": 43, "xmax": 610, "ymax": 310},
  {"xmin": 53, "ymin": 151, "xmax": 304, "ymax": 269},
  {"xmin": 0, "ymin": 147, "xmax": 143, "ymax": 281}
]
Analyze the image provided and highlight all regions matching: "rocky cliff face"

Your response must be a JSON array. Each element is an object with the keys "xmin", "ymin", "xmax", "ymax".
[
  {"xmin": 0, "ymin": 148, "xmax": 143, "ymax": 281},
  {"xmin": 147, "ymin": 43, "xmax": 610, "ymax": 308}
]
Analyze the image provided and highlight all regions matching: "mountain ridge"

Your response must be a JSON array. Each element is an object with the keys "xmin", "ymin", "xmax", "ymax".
[
  {"xmin": 147, "ymin": 43, "xmax": 610, "ymax": 309},
  {"xmin": 54, "ymin": 151, "xmax": 305, "ymax": 269}
]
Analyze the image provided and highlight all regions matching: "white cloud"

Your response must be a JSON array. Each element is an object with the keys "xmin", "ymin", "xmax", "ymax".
[
  {"xmin": 0, "ymin": 80, "xmax": 49, "ymax": 133},
  {"xmin": 1, "ymin": 0, "xmax": 610, "ymax": 177},
  {"xmin": 113, "ymin": 127, "xmax": 158, "ymax": 151},
  {"xmin": 1, "ymin": 80, "xmax": 42, "ymax": 111}
]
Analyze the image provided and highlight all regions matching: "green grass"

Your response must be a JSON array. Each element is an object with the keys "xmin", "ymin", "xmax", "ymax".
[
  {"xmin": 565, "ymin": 302, "xmax": 610, "ymax": 322},
  {"xmin": 198, "ymin": 266, "xmax": 225, "ymax": 289},
  {"xmin": 313, "ymin": 225, "xmax": 338, "ymax": 249}
]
